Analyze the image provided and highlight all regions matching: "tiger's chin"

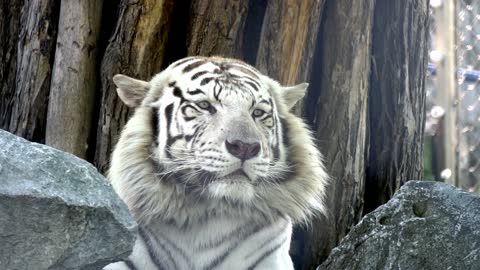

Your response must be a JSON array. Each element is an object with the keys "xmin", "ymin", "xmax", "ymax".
[
  {"xmin": 204, "ymin": 169, "xmax": 256, "ymax": 202},
  {"xmin": 207, "ymin": 180, "xmax": 256, "ymax": 202}
]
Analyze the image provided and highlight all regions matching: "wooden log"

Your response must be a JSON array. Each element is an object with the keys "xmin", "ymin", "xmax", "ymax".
[
  {"xmin": 94, "ymin": 0, "xmax": 175, "ymax": 173},
  {"xmin": 364, "ymin": 0, "xmax": 429, "ymax": 214},
  {"xmin": 0, "ymin": 1, "xmax": 23, "ymax": 132},
  {"xmin": 256, "ymin": 0, "xmax": 325, "ymax": 85},
  {"xmin": 9, "ymin": 0, "xmax": 59, "ymax": 142},
  {"xmin": 253, "ymin": 1, "xmax": 326, "ymax": 267},
  {"xmin": 255, "ymin": 0, "xmax": 325, "ymax": 115},
  {"xmin": 45, "ymin": 0, "xmax": 103, "ymax": 159},
  {"xmin": 186, "ymin": 0, "xmax": 250, "ymax": 57},
  {"xmin": 1, "ymin": 0, "xmax": 58, "ymax": 143},
  {"xmin": 300, "ymin": 0, "xmax": 375, "ymax": 268}
]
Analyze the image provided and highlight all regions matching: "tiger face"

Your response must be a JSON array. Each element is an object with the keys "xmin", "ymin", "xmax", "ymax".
[{"xmin": 113, "ymin": 57, "xmax": 308, "ymax": 203}]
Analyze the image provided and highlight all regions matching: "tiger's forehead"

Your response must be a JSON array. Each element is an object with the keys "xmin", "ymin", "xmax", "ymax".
[{"xmin": 167, "ymin": 57, "xmax": 272, "ymax": 103}]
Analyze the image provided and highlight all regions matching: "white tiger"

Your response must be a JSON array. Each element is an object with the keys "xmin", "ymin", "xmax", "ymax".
[{"xmin": 103, "ymin": 56, "xmax": 328, "ymax": 270}]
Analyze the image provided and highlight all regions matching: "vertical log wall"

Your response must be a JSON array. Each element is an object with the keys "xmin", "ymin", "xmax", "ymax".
[
  {"xmin": 0, "ymin": 0, "xmax": 429, "ymax": 269},
  {"xmin": 364, "ymin": 0, "xmax": 429, "ymax": 214},
  {"xmin": 0, "ymin": 0, "xmax": 59, "ymax": 142},
  {"xmin": 46, "ymin": 0, "xmax": 103, "ymax": 159},
  {"xmin": 300, "ymin": 0, "xmax": 375, "ymax": 268}
]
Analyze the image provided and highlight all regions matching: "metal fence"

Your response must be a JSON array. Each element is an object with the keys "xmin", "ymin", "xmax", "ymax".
[{"xmin": 426, "ymin": 0, "xmax": 480, "ymax": 192}]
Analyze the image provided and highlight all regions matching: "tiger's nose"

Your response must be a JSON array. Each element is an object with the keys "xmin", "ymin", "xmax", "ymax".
[{"xmin": 225, "ymin": 140, "xmax": 261, "ymax": 161}]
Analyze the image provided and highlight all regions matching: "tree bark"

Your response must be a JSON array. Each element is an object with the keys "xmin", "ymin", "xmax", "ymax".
[
  {"xmin": 0, "ymin": 0, "xmax": 58, "ymax": 143},
  {"xmin": 186, "ymin": 0, "xmax": 249, "ymax": 57},
  {"xmin": 45, "ymin": 0, "xmax": 102, "ymax": 159},
  {"xmin": 256, "ymin": 0, "xmax": 325, "ymax": 86},
  {"xmin": 0, "ymin": 1, "xmax": 23, "ymax": 132},
  {"xmin": 300, "ymin": 0, "xmax": 375, "ymax": 269},
  {"xmin": 255, "ymin": 0, "xmax": 325, "ymax": 116},
  {"xmin": 252, "ymin": 1, "xmax": 326, "ymax": 267},
  {"xmin": 94, "ymin": 0, "xmax": 175, "ymax": 173},
  {"xmin": 364, "ymin": 0, "xmax": 428, "ymax": 214}
]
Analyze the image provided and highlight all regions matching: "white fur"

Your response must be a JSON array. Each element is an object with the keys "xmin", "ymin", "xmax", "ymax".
[{"xmin": 104, "ymin": 56, "xmax": 328, "ymax": 270}]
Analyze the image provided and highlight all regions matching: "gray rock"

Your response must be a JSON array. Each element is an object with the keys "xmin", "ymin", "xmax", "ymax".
[
  {"xmin": 318, "ymin": 180, "xmax": 480, "ymax": 270},
  {"xmin": 0, "ymin": 129, "xmax": 137, "ymax": 270}
]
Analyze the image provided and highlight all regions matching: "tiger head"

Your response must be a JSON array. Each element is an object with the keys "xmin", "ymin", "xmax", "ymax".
[{"xmin": 110, "ymin": 56, "xmax": 328, "ymax": 225}]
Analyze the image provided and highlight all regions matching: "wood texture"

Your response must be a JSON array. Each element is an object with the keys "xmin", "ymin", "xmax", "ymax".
[
  {"xmin": 256, "ymin": 0, "xmax": 325, "ymax": 86},
  {"xmin": 186, "ymin": 0, "xmax": 249, "ymax": 57},
  {"xmin": 0, "ymin": 1, "xmax": 23, "ymax": 132},
  {"xmin": 94, "ymin": 0, "xmax": 175, "ymax": 173},
  {"xmin": 364, "ymin": 0, "xmax": 428, "ymax": 214},
  {"xmin": 300, "ymin": 0, "xmax": 375, "ymax": 268},
  {"xmin": 0, "ymin": 1, "xmax": 429, "ymax": 269},
  {"xmin": 46, "ymin": 0, "xmax": 103, "ymax": 159},
  {"xmin": 0, "ymin": 0, "xmax": 58, "ymax": 142},
  {"xmin": 255, "ymin": 0, "xmax": 325, "ymax": 116},
  {"xmin": 252, "ymin": 1, "xmax": 327, "ymax": 267}
]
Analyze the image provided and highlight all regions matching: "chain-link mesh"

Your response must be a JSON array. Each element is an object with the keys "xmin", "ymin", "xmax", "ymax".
[
  {"xmin": 457, "ymin": 0, "xmax": 480, "ymax": 191},
  {"xmin": 426, "ymin": 0, "xmax": 480, "ymax": 192}
]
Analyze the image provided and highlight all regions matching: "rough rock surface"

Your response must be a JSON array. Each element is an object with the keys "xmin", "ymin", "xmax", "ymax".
[
  {"xmin": 0, "ymin": 129, "xmax": 136, "ymax": 270},
  {"xmin": 318, "ymin": 180, "xmax": 480, "ymax": 270}
]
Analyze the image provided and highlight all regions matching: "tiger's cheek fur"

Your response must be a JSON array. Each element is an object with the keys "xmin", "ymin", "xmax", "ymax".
[{"xmin": 105, "ymin": 56, "xmax": 328, "ymax": 270}]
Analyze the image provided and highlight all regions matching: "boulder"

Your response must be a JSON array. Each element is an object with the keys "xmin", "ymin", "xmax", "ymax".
[
  {"xmin": 318, "ymin": 180, "xmax": 480, "ymax": 270},
  {"xmin": 0, "ymin": 129, "xmax": 136, "ymax": 270}
]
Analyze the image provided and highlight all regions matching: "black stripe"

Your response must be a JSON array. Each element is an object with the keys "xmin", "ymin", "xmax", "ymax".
[
  {"xmin": 200, "ymin": 77, "xmax": 214, "ymax": 85},
  {"xmin": 123, "ymin": 259, "xmax": 138, "ymax": 270},
  {"xmin": 243, "ymin": 79, "xmax": 260, "ymax": 92},
  {"xmin": 151, "ymin": 107, "xmax": 159, "ymax": 145},
  {"xmin": 138, "ymin": 227, "xmax": 168, "ymax": 270},
  {"xmin": 185, "ymin": 134, "xmax": 194, "ymax": 142},
  {"xmin": 143, "ymin": 227, "xmax": 178, "ymax": 270},
  {"xmin": 259, "ymin": 99, "xmax": 270, "ymax": 105},
  {"xmin": 173, "ymin": 87, "xmax": 188, "ymax": 103},
  {"xmin": 164, "ymin": 103, "xmax": 182, "ymax": 158},
  {"xmin": 181, "ymin": 104, "xmax": 200, "ymax": 115},
  {"xmin": 190, "ymin": 124, "xmax": 204, "ymax": 145},
  {"xmin": 271, "ymin": 114, "xmax": 280, "ymax": 161},
  {"xmin": 155, "ymin": 230, "xmax": 194, "ymax": 269},
  {"xmin": 213, "ymin": 80, "xmax": 223, "ymax": 101},
  {"xmin": 187, "ymin": 88, "xmax": 206, "ymax": 95},
  {"xmin": 191, "ymin": 70, "xmax": 208, "ymax": 80},
  {"xmin": 183, "ymin": 60, "xmax": 207, "ymax": 73},
  {"xmin": 279, "ymin": 117, "xmax": 289, "ymax": 147},
  {"xmin": 172, "ymin": 57, "xmax": 197, "ymax": 68},
  {"xmin": 230, "ymin": 64, "xmax": 260, "ymax": 79},
  {"xmin": 197, "ymin": 222, "xmax": 247, "ymax": 249},
  {"xmin": 247, "ymin": 237, "xmax": 287, "ymax": 270},
  {"xmin": 259, "ymin": 114, "xmax": 272, "ymax": 122},
  {"xmin": 202, "ymin": 224, "xmax": 264, "ymax": 270}
]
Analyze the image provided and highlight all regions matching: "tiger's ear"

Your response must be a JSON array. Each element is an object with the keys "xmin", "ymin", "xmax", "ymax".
[
  {"xmin": 282, "ymin": 83, "xmax": 308, "ymax": 110},
  {"xmin": 113, "ymin": 74, "xmax": 150, "ymax": 107}
]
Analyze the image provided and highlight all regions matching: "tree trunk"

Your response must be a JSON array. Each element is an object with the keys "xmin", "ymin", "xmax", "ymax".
[
  {"xmin": 252, "ymin": 1, "xmax": 327, "ymax": 267},
  {"xmin": 0, "ymin": 0, "xmax": 58, "ymax": 143},
  {"xmin": 45, "ymin": 0, "xmax": 103, "ymax": 159},
  {"xmin": 300, "ymin": 0, "xmax": 375, "ymax": 268},
  {"xmin": 0, "ymin": 1, "xmax": 23, "ymax": 132},
  {"xmin": 255, "ymin": 0, "xmax": 325, "ymax": 115},
  {"xmin": 186, "ymin": 0, "xmax": 249, "ymax": 57},
  {"xmin": 364, "ymin": 0, "xmax": 428, "ymax": 214},
  {"xmin": 0, "ymin": 1, "xmax": 429, "ymax": 269},
  {"xmin": 94, "ymin": 0, "xmax": 175, "ymax": 173}
]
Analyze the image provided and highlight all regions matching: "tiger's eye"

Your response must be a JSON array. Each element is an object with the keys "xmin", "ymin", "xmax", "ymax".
[
  {"xmin": 197, "ymin": 101, "xmax": 211, "ymax": 110},
  {"xmin": 253, "ymin": 109, "xmax": 265, "ymax": 117}
]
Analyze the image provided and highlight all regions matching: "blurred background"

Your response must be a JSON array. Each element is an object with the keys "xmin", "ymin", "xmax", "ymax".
[
  {"xmin": 425, "ymin": 0, "xmax": 480, "ymax": 193},
  {"xmin": 3, "ymin": 0, "xmax": 478, "ymax": 269}
]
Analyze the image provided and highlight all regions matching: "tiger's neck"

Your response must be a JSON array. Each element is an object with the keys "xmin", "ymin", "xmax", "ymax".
[{"xmin": 135, "ymin": 215, "xmax": 294, "ymax": 270}]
